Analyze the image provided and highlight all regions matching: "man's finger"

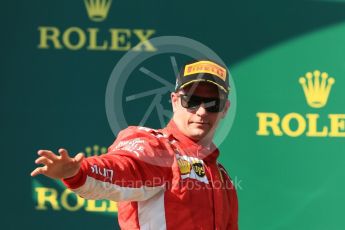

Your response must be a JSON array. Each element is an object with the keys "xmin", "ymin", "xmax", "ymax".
[
  {"xmin": 58, "ymin": 148, "xmax": 69, "ymax": 159},
  {"xmin": 30, "ymin": 166, "xmax": 47, "ymax": 177},
  {"xmin": 74, "ymin": 153, "xmax": 85, "ymax": 163},
  {"xmin": 38, "ymin": 150, "xmax": 58, "ymax": 161},
  {"xmin": 35, "ymin": 156, "xmax": 53, "ymax": 165}
]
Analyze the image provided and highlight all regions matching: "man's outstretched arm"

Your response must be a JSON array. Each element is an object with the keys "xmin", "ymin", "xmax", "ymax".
[{"xmin": 30, "ymin": 127, "xmax": 172, "ymax": 202}]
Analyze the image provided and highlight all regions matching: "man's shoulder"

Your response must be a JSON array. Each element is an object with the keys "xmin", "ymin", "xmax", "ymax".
[
  {"xmin": 217, "ymin": 162, "xmax": 235, "ymax": 182},
  {"xmin": 117, "ymin": 126, "xmax": 168, "ymax": 140},
  {"xmin": 108, "ymin": 125, "xmax": 174, "ymax": 160},
  {"xmin": 108, "ymin": 126, "xmax": 170, "ymax": 152}
]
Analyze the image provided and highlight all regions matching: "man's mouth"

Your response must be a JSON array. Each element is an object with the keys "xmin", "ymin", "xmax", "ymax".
[{"xmin": 191, "ymin": 121, "xmax": 209, "ymax": 125}]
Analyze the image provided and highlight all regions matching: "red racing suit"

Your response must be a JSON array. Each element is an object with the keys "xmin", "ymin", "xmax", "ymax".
[{"xmin": 63, "ymin": 120, "xmax": 238, "ymax": 230}]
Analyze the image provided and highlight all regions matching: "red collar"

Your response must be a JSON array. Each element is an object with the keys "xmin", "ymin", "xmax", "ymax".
[{"xmin": 163, "ymin": 120, "xmax": 219, "ymax": 162}]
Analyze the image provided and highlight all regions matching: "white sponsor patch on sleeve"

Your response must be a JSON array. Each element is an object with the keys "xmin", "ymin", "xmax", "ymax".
[{"xmin": 115, "ymin": 138, "xmax": 146, "ymax": 157}]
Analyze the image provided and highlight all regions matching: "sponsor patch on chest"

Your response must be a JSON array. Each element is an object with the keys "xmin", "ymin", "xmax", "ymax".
[{"xmin": 176, "ymin": 154, "xmax": 209, "ymax": 184}]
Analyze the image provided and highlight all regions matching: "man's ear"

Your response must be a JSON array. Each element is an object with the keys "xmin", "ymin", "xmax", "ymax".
[
  {"xmin": 221, "ymin": 100, "xmax": 230, "ymax": 119},
  {"xmin": 171, "ymin": 92, "xmax": 179, "ymax": 112}
]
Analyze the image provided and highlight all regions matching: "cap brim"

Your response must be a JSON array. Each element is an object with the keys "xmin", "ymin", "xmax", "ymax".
[{"xmin": 178, "ymin": 79, "xmax": 229, "ymax": 94}]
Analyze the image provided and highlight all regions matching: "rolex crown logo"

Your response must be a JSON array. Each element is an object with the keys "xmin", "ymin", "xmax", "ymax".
[
  {"xmin": 83, "ymin": 145, "xmax": 108, "ymax": 157},
  {"xmin": 84, "ymin": 0, "xmax": 112, "ymax": 22},
  {"xmin": 299, "ymin": 70, "xmax": 335, "ymax": 108}
]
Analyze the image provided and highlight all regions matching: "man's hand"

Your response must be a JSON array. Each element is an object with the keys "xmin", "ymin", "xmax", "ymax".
[{"xmin": 31, "ymin": 148, "xmax": 84, "ymax": 179}]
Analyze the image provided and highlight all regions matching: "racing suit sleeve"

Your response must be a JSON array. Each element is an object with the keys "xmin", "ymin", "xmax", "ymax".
[
  {"xmin": 62, "ymin": 127, "xmax": 173, "ymax": 202},
  {"xmin": 218, "ymin": 163, "xmax": 239, "ymax": 230}
]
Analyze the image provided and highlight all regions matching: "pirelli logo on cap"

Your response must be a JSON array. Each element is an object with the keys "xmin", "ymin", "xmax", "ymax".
[{"xmin": 183, "ymin": 61, "xmax": 227, "ymax": 81}]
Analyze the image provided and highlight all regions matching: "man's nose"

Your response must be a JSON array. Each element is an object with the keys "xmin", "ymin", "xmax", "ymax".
[{"xmin": 196, "ymin": 102, "xmax": 208, "ymax": 116}]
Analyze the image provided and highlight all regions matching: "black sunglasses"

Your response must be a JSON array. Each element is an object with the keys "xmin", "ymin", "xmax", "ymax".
[{"xmin": 178, "ymin": 94, "xmax": 226, "ymax": 113}]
